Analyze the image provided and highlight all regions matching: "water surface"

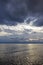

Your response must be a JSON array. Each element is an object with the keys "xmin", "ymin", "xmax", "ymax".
[{"xmin": 0, "ymin": 44, "xmax": 43, "ymax": 65}]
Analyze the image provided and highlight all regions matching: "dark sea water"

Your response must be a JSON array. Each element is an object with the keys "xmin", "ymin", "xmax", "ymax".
[{"xmin": 0, "ymin": 44, "xmax": 43, "ymax": 65}]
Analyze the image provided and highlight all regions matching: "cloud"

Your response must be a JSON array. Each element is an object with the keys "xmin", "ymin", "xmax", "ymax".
[
  {"xmin": 0, "ymin": 0, "xmax": 43, "ymax": 42},
  {"xmin": 0, "ymin": 22, "xmax": 43, "ymax": 36},
  {"xmin": 0, "ymin": 22, "xmax": 43, "ymax": 42},
  {"xmin": 33, "ymin": 17, "xmax": 43, "ymax": 26},
  {"xmin": 0, "ymin": 0, "xmax": 43, "ymax": 26},
  {"xmin": 0, "ymin": 0, "xmax": 28, "ymax": 25},
  {"xmin": 0, "ymin": 31, "xmax": 12, "ymax": 36}
]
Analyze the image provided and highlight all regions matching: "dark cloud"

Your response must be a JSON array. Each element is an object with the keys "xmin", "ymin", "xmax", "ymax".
[
  {"xmin": 0, "ymin": 0, "xmax": 43, "ymax": 25},
  {"xmin": 29, "ymin": 0, "xmax": 43, "ymax": 13},
  {"xmin": 33, "ymin": 17, "xmax": 43, "ymax": 26},
  {"xmin": 23, "ymin": 29, "xmax": 32, "ymax": 33},
  {"xmin": 0, "ymin": 28, "xmax": 2, "ymax": 32},
  {"xmin": 0, "ymin": 0, "xmax": 26, "ymax": 25}
]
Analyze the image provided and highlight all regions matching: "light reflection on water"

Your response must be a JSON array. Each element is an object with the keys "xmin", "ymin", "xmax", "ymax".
[{"xmin": 0, "ymin": 44, "xmax": 43, "ymax": 65}]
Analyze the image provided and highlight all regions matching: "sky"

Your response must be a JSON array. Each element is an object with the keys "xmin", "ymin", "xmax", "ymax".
[{"xmin": 0, "ymin": 0, "xmax": 43, "ymax": 42}]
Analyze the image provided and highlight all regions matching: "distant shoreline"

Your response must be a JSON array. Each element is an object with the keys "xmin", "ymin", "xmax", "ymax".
[{"xmin": 0, "ymin": 42, "xmax": 43, "ymax": 44}]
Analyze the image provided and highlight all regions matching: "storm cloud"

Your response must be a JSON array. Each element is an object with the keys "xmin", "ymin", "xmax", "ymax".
[
  {"xmin": 0, "ymin": 0, "xmax": 43, "ymax": 26},
  {"xmin": 33, "ymin": 18, "xmax": 43, "ymax": 26}
]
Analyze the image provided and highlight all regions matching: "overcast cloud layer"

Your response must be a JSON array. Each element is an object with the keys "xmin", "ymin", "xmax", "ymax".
[
  {"xmin": 0, "ymin": 0, "xmax": 43, "ymax": 26},
  {"xmin": 0, "ymin": 0, "xmax": 43, "ymax": 42}
]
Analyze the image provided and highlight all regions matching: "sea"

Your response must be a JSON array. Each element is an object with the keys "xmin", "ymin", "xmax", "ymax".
[{"xmin": 0, "ymin": 44, "xmax": 43, "ymax": 65}]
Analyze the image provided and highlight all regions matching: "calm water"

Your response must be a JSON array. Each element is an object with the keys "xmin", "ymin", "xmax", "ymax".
[{"xmin": 0, "ymin": 44, "xmax": 43, "ymax": 65}]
